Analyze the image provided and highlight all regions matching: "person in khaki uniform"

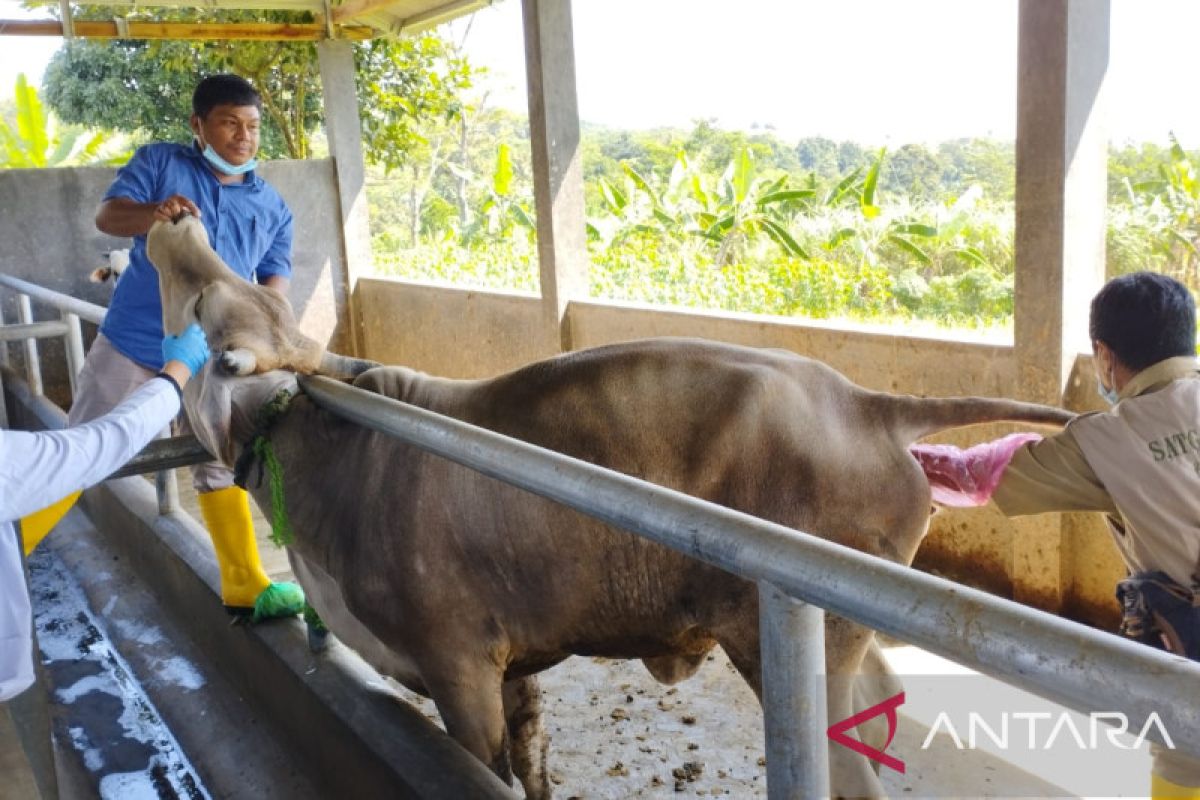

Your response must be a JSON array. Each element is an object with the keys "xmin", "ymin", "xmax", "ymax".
[{"xmin": 913, "ymin": 271, "xmax": 1200, "ymax": 799}]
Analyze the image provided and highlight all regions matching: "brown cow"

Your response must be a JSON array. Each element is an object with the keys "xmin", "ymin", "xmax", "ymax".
[{"xmin": 182, "ymin": 339, "xmax": 1072, "ymax": 798}]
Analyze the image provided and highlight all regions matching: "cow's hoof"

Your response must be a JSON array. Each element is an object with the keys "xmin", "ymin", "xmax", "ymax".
[
  {"xmin": 218, "ymin": 348, "xmax": 257, "ymax": 376},
  {"xmin": 307, "ymin": 624, "xmax": 329, "ymax": 653}
]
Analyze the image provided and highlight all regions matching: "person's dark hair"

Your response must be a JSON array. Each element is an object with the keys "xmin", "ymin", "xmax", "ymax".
[
  {"xmin": 1090, "ymin": 271, "xmax": 1196, "ymax": 371},
  {"xmin": 192, "ymin": 74, "xmax": 261, "ymax": 119}
]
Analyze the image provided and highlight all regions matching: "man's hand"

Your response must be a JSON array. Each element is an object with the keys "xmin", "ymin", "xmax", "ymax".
[
  {"xmin": 153, "ymin": 195, "xmax": 202, "ymax": 223},
  {"xmin": 910, "ymin": 433, "xmax": 1042, "ymax": 508},
  {"xmin": 96, "ymin": 196, "xmax": 202, "ymax": 237}
]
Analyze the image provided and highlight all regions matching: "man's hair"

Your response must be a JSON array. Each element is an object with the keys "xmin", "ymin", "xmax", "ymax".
[
  {"xmin": 1089, "ymin": 271, "xmax": 1196, "ymax": 371},
  {"xmin": 192, "ymin": 74, "xmax": 262, "ymax": 119}
]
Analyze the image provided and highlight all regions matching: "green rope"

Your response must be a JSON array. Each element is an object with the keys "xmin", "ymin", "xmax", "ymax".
[{"xmin": 252, "ymin": 434, "xmax": 295, "ymax": 547}]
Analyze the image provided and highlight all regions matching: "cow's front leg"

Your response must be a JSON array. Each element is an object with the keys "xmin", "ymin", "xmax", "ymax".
[
  {"xmin": 423, "ymin": 659, "xmax": 513, "ymax": 787},
  {"xmin": 504, "ymin": 675, "xmax": 549, "ymax": 800}
]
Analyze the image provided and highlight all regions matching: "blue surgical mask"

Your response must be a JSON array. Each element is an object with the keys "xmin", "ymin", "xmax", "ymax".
[
  {"xmin": 1096, "ymin": 374, "xmax": 1120, "ymax": 406},
  {"xmin": 197, "ymin": 139, "xmax": 257, "ymax": 176}
]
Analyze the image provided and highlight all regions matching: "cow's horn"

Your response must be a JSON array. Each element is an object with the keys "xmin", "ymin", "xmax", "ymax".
[{"xmin": 316, "ymin": 351, "xmax": 380, "ymax": 380}]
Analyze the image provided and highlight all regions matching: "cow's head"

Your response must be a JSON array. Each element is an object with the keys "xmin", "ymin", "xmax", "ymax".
[{"xmin": 184, "ymin": 360, "xmax": 298, "ymax": 468}]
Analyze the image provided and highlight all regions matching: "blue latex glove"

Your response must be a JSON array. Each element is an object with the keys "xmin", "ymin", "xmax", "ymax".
[{"xmin": 161, "ymin": 323, "xmax": 211, "ymax": 376}]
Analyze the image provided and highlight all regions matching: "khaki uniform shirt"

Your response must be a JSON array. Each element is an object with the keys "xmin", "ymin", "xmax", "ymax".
[{"xmin": 993, "ymin": 356, "xmax": 1200, "ymax": 587}]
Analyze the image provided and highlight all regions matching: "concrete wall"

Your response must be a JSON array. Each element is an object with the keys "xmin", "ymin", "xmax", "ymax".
[
  {"xmin": 359, "ymin": 279, "xmax": 556, "ymax": 378},
  {"xmin": 0, "ymin": 160, "xmax": 353, "ymax": 405},
  {"xmin": 356, "ymin": 276, "xmax": 1127, "ymax": 628}
]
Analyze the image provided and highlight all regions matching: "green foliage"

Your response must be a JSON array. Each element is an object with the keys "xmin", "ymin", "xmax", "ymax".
[
  {"xmin": 40, "ymin": 9, "xmax": 471, "ymax": 166},
  {"xmin": 0, "ymin": 74, "xmax": 129, "ymax": 168},
  {"xmin": 377, "ymin": 124, "xmax": 1020, "ymax": 329},
  {"xmin": 1107, "ymin": 134, "xmax": 1200, "ymax": 288},
  {"xmin": 41, "ymin": 10, "xmax": 320, "ymax": 158},
  {"xmin": 355, "ymin": 35, "xmax": 476, "ymax": 174},
  {"xmin": 467, "ymin": 143, "xmax": 535, "ymax": 242}
]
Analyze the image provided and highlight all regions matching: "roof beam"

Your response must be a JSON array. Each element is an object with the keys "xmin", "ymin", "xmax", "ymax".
[
  {"xmin": 0, "ymin": 18, "xmax": 373, "ymax": 40},
  {"xmin": 332, "ymin": 0, "xmax": 485, "ymax": 30}
]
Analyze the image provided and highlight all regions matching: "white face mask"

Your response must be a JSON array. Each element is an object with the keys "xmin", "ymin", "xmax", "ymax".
[
  {"xmin": 1096, "ymin": 359, "xmax": 1120, "ymax": 405},
  {"xmin": 1096, "ymin": 376, "xmax": 1120, "ymax": 406}
]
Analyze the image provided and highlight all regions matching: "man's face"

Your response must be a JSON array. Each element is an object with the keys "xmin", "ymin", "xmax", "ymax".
[{"xmin": 191, "ymin": 103, "xmax": 261, "ymax": 167}]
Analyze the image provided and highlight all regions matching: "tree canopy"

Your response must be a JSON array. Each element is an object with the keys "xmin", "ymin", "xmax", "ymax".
[{"xmin": 41, "ymin": 8, "xmax": 475, "ymax": 167}]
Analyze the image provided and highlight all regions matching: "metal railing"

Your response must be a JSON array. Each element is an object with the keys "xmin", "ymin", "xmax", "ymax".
[
  {"xmin": 297, "ymin": 373, "xmax": 1200, "ymax": 798},
  {"xmin": 6, "ymin": 273, "xmax": 1200, "ymax": 798},
  {"xmin": 0, "ymin": 274, "xmax": 211, "ymax": 513}
]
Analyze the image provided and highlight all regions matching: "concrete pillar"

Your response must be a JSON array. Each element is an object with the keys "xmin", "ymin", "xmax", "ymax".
[
  {"xmin": 1015, "ymin": 0, "xmax": 1109, "ymax": 402},
  {"xmin": 317, "ymin": 40, "xmax": 373, "ymax": 357},
  {"xmin": 522, "ymin": 0, "xmax": 589, "ymax": 352},
  {"xmin": 1012, "ymin": 0, "xmax": 1110, "ymax": 611}
]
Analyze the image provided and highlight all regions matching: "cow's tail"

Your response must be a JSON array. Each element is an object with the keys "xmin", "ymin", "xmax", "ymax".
[{"xmin": 870, "ymin": 393, "xmax": 1076, "ymax": 445}]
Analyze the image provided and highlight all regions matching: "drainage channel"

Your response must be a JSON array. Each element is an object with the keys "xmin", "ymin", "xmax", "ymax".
[
  {"xmin": 28, "ymin": 546, "xmax": 209, "ymax": 800},
  {"xmin": 25, "ymin": 505, "xmax": 327, "ymax": 800}
]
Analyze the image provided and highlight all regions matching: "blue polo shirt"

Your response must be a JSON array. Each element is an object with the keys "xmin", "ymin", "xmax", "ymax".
[{"xmin": 99, "ymin": 142, "xmax": 293, "ymax": 369}]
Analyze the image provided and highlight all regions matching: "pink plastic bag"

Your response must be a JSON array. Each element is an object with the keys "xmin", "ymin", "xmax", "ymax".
[{"xmin": 909, "ymin": 432, "xmax": 1042, "ymax": 507}]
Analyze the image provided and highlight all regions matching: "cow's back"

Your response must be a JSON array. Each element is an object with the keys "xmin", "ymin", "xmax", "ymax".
[{"xmin": 269, "ymin": 338, "xmax": 930, "ymax": 674}]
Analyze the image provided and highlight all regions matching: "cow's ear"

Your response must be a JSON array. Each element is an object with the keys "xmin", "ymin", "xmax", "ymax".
[{"xmin": 183, "ymin": 362, "xmax": 298, "ymax": 467}]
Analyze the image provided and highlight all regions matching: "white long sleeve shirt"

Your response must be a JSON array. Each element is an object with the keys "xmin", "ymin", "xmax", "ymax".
[{"xmin": 0, "ymin": 377, "xmax": 180, "ymax": 701}]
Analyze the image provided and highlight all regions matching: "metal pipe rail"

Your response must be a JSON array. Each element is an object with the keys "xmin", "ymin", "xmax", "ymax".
[
  {"xmin": 0, "ymin": 274, "xmax": 107, "ymax": 324},
  {"xmin": 300, "ymin": 373, "xmax": 1200, "ymax": 796},
  {"xmin": 0, "ymin": 273, "xmax": 193, "ymax": 512},
  {"xmin": 108, "ymin": 436, "xmax": 215, "ymax": 479}
]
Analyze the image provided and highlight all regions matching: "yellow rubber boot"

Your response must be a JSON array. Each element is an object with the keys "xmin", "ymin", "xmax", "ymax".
[
  {"xmin": 196, "ymin": 486, "xmax": 304, "ymax": 622},
  {"xmin": 19, "ymin": 491, "xmax": 83, "ymax": 555},
  {"xmin": 1154, "ymin": 774, "xmax": 1200, "ymax": 799}
]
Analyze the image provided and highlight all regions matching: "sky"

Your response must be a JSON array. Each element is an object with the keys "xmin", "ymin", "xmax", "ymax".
[{"xmin": 2, "ymin": 0, "xmax": 1199, "ymax": 147}]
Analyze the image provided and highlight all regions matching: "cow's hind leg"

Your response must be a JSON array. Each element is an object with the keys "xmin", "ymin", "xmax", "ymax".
[
  {"xmin": 825, "ymin": 617, "xmax": 887, "ymax": 799},
  {"xmin": 712, "ymin": 616, "xmax": 762, "ymax": 700},
  {"xmin": 503, "ymin": 675, "xmax": 550, "ymax": 800},
  {"xmin": 422, "ymin": 660, "xmax": 513, "ymax": 787},
  {"xmin": 717, "ymin": 609, "xmax": 886, "ymax": 799}
]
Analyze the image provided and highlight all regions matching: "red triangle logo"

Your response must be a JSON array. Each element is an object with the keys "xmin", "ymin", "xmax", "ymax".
[{"xmin": 826, "ymin": 691, "xmax": 906, "ymax": 774}]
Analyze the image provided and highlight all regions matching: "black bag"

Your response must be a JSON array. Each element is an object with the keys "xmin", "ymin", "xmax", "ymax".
[{"xmin": 1116, "ymin": 570, "xmax": 1200, "ymax": 660}]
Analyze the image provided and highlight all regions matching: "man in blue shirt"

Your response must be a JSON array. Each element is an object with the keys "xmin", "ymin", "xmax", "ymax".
[{"xmin": 22, "ymin": 74, "xmax": 304, "ymax": 622}]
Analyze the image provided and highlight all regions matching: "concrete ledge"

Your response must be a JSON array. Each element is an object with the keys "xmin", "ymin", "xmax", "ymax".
[{"xmin": 3, "ymin": 369, "xmax": 516, "ymax": 799}]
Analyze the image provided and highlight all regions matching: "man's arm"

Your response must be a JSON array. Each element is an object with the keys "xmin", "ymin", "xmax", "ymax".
[
  {"xmin": 261, "ymin": 274, "xmax": 290, "ymax": 293},
  {"xmin": 991, "ymin": 429, "xmax": 1118, "ymax": 516},
  {"xmin": 254, "ymin": 204, "xmax": 293, "ymax": 291},
  {"xmin": 912, "ymin": 426, "xmax": 1117, "ymax": 516},
  {"xmin": 95, "ymin": 195, "xmax": 201, "ymax": 237}
]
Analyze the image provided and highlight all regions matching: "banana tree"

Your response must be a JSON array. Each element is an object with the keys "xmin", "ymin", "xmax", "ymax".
[
  {"xmin": 681, "ymin": 147, "xmax": 814, "ymax": 265},
  {"xmin": 1122, "ymin": 133, "xmax": 1200, "ymax": 285},
  {"xmin": 0, "ymin": 74, "xmax": 128, "ymax": 168},
  {"xmin": 589, "ymin": 158, "xmax": 691, "ymax": 247},
  {"xmin": 819, "ymin": 147, "xmax": 937, "ymax": 268},
  {"xmin": 465, "ymin": 142, "xmax": 534, "ymax": 243}
]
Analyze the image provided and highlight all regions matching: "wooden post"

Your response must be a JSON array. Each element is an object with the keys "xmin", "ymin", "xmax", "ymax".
[
  {"xmin": 522, "ymin": 0, "xmax": 588, "ymax": 353},
  {"xmin": 317, "ymin": 40, "xmax": 372, "ymax": 357},
  {"xmin": 1012, "ymin": 0, "xmax": 1110, "ymax": 611}
]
